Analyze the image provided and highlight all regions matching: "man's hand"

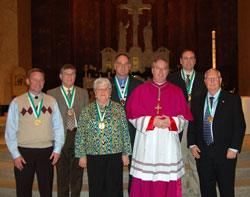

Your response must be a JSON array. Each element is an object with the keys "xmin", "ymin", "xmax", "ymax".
[
  {"xmin": 14, "ymin": 156, "xmax": 26, "ymax": 171},
  {"xmin": 122, "ymin": 155, "xmax": 130, "ymax": 166},
  {"xmin": 49, "ymin": 152, "xmax": 60, "ymax": 165},
  {"xmin": 154, "ymin": 115, "xmax": 170, "ymax": 128},
  {"xmin": 79, "ymin": 157, "xmax": 87, "ymax": 168},
  {"xmin": 227, "ymin": 149, "xmax": 237, "ymax": 159},
  {"xmin": 190, "ymin": 146, "xmax": 201, "ymax": 159}
]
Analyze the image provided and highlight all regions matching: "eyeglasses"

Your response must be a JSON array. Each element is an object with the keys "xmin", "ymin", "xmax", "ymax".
[
  {"xmin": 205, "ymin": 77, "xmax": 220, "ymax": 82},
  {"xmin": 153, "ymin": 66, "xmax": 168, "ymax": 71},
  {"xmin": 96, "ymin": 88, "xmax": 110, "ymax": 92},
  {"xmin": 63, "ymin": 73, "xmax": 75, "ymax": 76}
]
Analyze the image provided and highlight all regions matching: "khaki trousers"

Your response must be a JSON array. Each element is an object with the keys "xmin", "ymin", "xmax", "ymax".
[{"xmin": 181, "ymin": 124, "xmax": 201, "ymax": 197}]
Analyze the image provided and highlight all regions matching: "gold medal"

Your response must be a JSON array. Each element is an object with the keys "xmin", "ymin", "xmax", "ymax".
[
  {"xmin": 120, "ymin": 99, "xmax": 125, "ymax": 105},
  {"xmin": 188, "ymin": 94, "xmax": 191, "ymax": 102},
  {"xmin": 99, "ymin": 122, "xmax": 105, "ymax": 130},
  {"xmin": 208, "ymin": 116, "xmax": 213, "ymax": 122},
  {"xmin": 68, "ymin": 109, "xmax": 73, "ymax": 116},
  {"xmin": 34, "ymin": 119, "xmax": 42, "ymax": 126}
]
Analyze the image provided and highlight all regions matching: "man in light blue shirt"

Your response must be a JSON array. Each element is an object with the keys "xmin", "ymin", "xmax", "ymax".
[{"xmin": 5, "ymin": 68, "xmax": 64, "ymax": 197}]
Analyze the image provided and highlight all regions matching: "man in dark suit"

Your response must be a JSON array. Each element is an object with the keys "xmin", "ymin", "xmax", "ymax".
[
  {"xmin": 168, "ymin": 49, "xmax": 206, "ymax": 197},
  {"xmin": 110, "ymin": 54, "xmax": 143, "ymax": 194},
  {"xmin": 47, "ymin": 64, "xmax": 89, "ymax": 197},
  {"xmin": 188, "ymin": 68, "xmax": 246, "ymax": 197}
]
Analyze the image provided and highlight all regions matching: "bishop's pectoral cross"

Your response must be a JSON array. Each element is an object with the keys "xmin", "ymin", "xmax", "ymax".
[{"xmin": 155, "ymin": 103, "xmax": 162, "ymax": 114}]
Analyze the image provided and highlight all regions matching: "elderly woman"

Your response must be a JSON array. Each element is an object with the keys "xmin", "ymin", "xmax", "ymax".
[{"xmin": 75, "ymin": 78, "xmax": 132, "ymax": 197}]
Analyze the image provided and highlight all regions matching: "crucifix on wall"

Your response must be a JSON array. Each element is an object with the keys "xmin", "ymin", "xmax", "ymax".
[
  {"xmin": 101, "ymin": 0, "xmax": 169, "ymax": 74},
  {"xmin": 120, "ymin": 0, "xmax": 151, "ymax": 47}
]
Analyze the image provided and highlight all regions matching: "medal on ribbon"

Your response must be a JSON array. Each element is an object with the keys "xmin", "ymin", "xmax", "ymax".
[
  {"xmin": 181, "ymin": 69, "xmax": 195, "ymax": 101},
  {"xmin": 206, "ymin": 89, "xmax": 222, "ymax": 122},
  {"xmin": 67, "ymin": 109, "xmax": 74, "ymax": 116},
  {"xmin": 120, "ymin": 99, "xmax": 125, "ymax": 105},
  {"xmin": 115, "ymin": 76, "xmax": 129, "ymax": 106},
  {"xmin": 28, "ymin": 92, "xmax": 43, "ymax": 126},
  {"xmin": 95, "ymin": 99, "xmax": 111, "ymax": 130},
  {"xmin": 99, "ymin": 122, "xmax": 105, "ymax": 130},
  {"xmin": 34, "ymin": 119, "xmax": 42, "ymax": 126},
  {"xmin": 61, "ymin": 86, "xmax": 75, "ymax": 116}
]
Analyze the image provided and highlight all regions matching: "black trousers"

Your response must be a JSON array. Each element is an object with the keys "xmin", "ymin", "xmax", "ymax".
[
  {"xmin": 196, "ymin": 145, "xmax": 237, "ymax": 197},
  {"xmin": 56, "ymin": 129, "xmax": 83, "ymax": 197},
  {"xmin": 15, "ymin": 146, "xmax": 54, "ymax": 197},
  {"xmin": 87, "ymin": 153, "xmax": 123, "ymax": 197}
]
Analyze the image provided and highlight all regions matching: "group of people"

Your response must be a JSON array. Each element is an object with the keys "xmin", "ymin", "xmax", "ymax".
[{"xmin": 5, "ymin": 51, "xmax": 246, "ymax": 197}]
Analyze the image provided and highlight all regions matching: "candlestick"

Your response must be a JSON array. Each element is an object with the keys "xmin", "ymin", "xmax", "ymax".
[{"xmin": 212, "ymin": 30, "xmax": 216, "ymax": 68}]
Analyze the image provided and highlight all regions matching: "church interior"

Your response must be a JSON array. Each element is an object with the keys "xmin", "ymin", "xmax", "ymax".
[{"xmin": 0, "ymin": 0, "xmax": 250, "ymax": 196}]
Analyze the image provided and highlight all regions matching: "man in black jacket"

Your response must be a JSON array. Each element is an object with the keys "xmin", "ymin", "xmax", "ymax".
[
  {"xmin": 168, "ymin": 49, "xmax": 206, "ymax": 196},
  {"xmin": 188, "ymin": 68, "xmax": 246, "ymax": 197}
]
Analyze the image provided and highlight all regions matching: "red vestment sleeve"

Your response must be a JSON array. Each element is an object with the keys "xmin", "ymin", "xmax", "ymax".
[
  {"xmin": 168, "ymin": 117, "xmax": 178, "ymax": 131},
  {"xmin": 146, "ymin": 116, "xmax": 155, "ymax": 131}
]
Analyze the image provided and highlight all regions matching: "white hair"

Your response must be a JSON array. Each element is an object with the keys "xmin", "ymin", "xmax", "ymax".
[
  {"xmin": 204, "ymin": 68, "xmax": 221, "ymax": 78},
  {"xmin": 93, "ymin": 78, "xmax": 112, "ymax": 92}
]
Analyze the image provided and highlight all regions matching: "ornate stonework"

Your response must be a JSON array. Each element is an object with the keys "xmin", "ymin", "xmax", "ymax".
[{"xmin": 101, "ymin": 0, "xmax": 169, "ymax": 73}]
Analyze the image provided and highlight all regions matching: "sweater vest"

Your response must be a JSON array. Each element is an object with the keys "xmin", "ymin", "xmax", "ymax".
[{"xmin": 16, "ymin": 92, "xmax": 55, "ymax": 148}]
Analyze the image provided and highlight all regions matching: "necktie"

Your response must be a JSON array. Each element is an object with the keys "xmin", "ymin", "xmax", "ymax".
[
  {"xmin": 121, "ymin": 80, "xmax": 125, "ymax": 88},
  {"xmin": 203, "ymin": 97, "xmax": 214, "ymax": 145},
  {"xmin": 186, "ymin": 74, "xmax": 191, "ymax": 107},
  {"xmin": 66, "ymin": 89, "xmax": 75, "ymax": 130},
  {"xmin": 210, "ymin": 97, "xmax": 214, "ymax": 109},
  {"xmin": 121, "ymin": 80, "xmax": 125, "ymax": 94},
  {"xmin": 186, "ymin": 74, "xmax": 190, "ymax": 90}
]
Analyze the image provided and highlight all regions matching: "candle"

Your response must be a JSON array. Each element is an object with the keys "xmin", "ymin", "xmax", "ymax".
[{"xmin": 212, "ymin": 30, "xmax": 216, "ymax": 68}]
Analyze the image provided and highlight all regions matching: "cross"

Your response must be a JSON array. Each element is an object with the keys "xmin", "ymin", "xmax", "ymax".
[
  {"xmin": 155, "ymin": 103, "xmax": 162, "ymax": 114},
  {"xmin": 120, "ymin": 0, "xmax": 151, "ymax": 47}
]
